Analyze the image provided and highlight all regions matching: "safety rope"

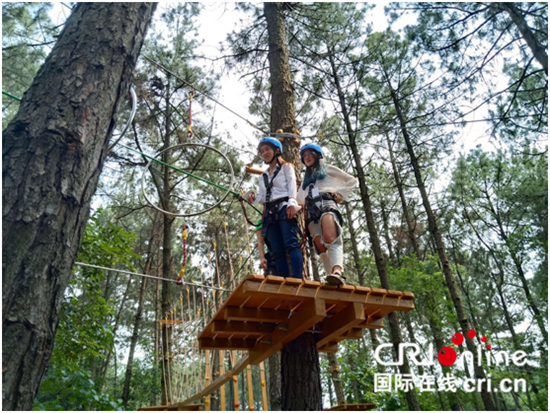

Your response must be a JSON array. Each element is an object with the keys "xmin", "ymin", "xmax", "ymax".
[
  {"xmin": 2, "ymin": 90, "xmax": 21, "ymax": 101},
  {"xmin": 73, "ymin": 261, "xmax": 229, "ymax": 292}
]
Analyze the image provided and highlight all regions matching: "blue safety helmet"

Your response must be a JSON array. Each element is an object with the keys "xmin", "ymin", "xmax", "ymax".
[
  {"xmin": 258, "ymin": 136, "xmax": 283, "ymax": 154},
  {"xmin": 300, "ymin": 143, "xmax": 324, "ymax": 160}
]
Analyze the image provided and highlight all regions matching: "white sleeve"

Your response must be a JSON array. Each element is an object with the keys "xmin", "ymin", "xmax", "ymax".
[
  {"xmin": 296, "ymin": 185, "xmax": 306, "ymax": 206},
  {"xmin": 327, "ymin": 165, "xmax": 358, "ymax": 201},
  {"xmin": 253, "ymin": 173, "xmax": 267, "ymax": 205},
  {"xmin": 283, "ymin": 163, "xmax": 302, "ymax": 211}
]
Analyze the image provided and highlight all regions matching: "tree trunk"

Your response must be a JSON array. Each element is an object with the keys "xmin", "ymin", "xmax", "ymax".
[
  {"xmin": 101, "ymin": 275, "xmax": 133, "ymax": 392},
  {"xmin": 329, "ymin": 51, "xmax": 420, "ymax": 411},
  {"xmin": 385, "ymin": 133, "xmax": 420, "ymax": 257},
  {"xmin": 426, "ymin": 308, "xmax": 463, "ymax": 411},
  {"xmin": 380, "ymin": 200, "xmax": 395, "ymax": 261},
  {"xmin": 496, "ymin": 2, "xmax": 548, "ymax": 75},
  {"xmin": 281, "ymin": 333, "xmax": 322, "ymax": 411},
  {"xmin": 122, "ymin": 276, "xmax": 148, "ymax": 408},
  {"xmin": 160, "ymin": 85, "xmax": 175, "ymax": 404},
  {"xmin": 344, "ymin": 202, "xmax": 365, "ymax": 286},
  {"xmin": 388, "ymin": 85, "xmax": 496, "ymax": 411},
  {"xmin": 268, "ymin": 354, "xmax": 282, "ymax": 411},
  {"xmin": 264, "ymin": 3, "xmax": 321, "ymax": 410},
  {"xmin": 327, "ymin": 353, "xmax": 345, "ymax": 405},
  {"xmin": 1, "ymin": 3, "xmax": 155, "ymax": 410}
]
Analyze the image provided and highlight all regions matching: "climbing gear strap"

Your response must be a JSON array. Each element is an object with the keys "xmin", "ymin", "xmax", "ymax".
[{"xmin": 262, "ymin": 164, "xmax": 282, "ymax": 203}]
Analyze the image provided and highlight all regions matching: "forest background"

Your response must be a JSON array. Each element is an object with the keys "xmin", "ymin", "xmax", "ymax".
[{"xmin": 2, "ymin": 2, "xmax": 547, "ymax": 411}]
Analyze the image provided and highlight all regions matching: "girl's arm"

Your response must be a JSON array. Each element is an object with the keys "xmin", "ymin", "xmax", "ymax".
[
  {"xmin": 327, "ymin": 165, "xmax": 358, "ymax": 201},
  {"xmin": 282, "ymin": 163, "xmax": 302, "ymax": 216}
]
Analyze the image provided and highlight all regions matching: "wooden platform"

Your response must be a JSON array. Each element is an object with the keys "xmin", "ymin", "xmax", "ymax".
[
  {"xmin": 198, "ymin": 274, "xmax": 414, "ymax": 364},
  {"xmin": 326, "ymin": 403, "xmax": 376, "ymax": 411}
]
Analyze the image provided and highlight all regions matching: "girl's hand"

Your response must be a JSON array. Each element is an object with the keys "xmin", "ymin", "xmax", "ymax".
[
  {"xmin": 286, "ymin": 205, "xmax": 297, "ymax": 219},
  {"xmin": 261, "ymin": 257, "xmax": 268, "ymax": 270},
  {"xmin": 245, "ymin": 191, "xmax": 256, "ymax": 203}
]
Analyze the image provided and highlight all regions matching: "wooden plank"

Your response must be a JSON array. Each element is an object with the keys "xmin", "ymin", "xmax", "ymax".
[
  {"xmin": 317, "ymin": 343, "xmax": 339, "ymax": 353},
  {"xmin": 325, "ymin": 403, "xmax": 376, "ymax": 411},
  {"xmin": 224, "ymin": 307, "xmax": 290, "ymax": 323},
  {"xmin": 248, "ymin": 298, "xmax": 327, "ymax": 364},
  {"xmin": 160, "ymin": 319, "xmax": 183, "ymax": 325},
  {"xmin": 199, "ymin": 338, "xmax": 257, "ymax": 351},
  {"xmin": 317, "ymin": 302, "xmax": 365, "ymax": 348},
  {"xmin": 177, "ymin": 403, "xmax": 204, "ymax": 411},
  {"xmin": 212, "ymin": 321, "xmax": 276, "ymax": 335},
  {"xmin": 337, "ymin": 328, "xmax": 363, "ymax": 340},
  {"xmin": 357, "ymin": 316, "xmax": 384, "ymax": 329},
  {"xmin": 241, "ymin": 279, "xmax": 414, "ymax": 314}
]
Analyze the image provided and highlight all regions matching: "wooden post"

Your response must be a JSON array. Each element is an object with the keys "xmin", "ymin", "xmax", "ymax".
[
  {"xmin": 246, "ymin": 365, "xmax": 254, "ymax": 410},
  {"xmin": 204, "ymin": 350, "xmax": 211, "ymax": 411},
  {"xmin": 258, "ymin": 362, "xmax": 268, "ymax": 411},
  {"xmin": 219, "ymin": 350, "xmax": 226, "ymax": 411},
  {"xmin": 232, "ymin": 351, "xmax": 240, "ymax": 411}
]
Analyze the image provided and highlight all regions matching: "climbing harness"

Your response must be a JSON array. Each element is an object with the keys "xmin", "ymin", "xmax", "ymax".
[
  {"xmin": 176, "ymin": 224, "xmax": 189, "ymax": 285},
  {"xmin": 305, "ymin": 184, "xmax": 343, "ymax": 226},
  {"xmin": 260, "ymin": 165, "xmax": 288, "ymax": 238}
]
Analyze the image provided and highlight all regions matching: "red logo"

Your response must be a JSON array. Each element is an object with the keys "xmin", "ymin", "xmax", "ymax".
[{"xmin": 438, "ymin": 329, "xmax": 491, "ymax": 366}]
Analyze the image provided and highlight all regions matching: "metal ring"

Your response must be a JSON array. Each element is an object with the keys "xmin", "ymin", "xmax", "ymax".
[
  {"xmin": 109, "ymin": 86, "xmax": 137, "ymax": 152},
  {"xmin": 141, "ymin": 143, "xmax": 234, "ymax": 217}
]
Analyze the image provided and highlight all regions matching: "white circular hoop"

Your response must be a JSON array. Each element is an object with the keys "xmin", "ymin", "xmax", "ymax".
[{"xmin": 141, "ymin": 143, "xmax": 235, "ymax": 218}]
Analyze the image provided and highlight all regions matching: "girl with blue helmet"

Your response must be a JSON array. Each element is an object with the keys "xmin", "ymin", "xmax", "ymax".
[
  {"xmin": 244, "ymin": 137, "xmax": 303, "ymax": 279},
  {"xmin": 297, "ymin": 143, "xmax": 357, "ymax": 286}
]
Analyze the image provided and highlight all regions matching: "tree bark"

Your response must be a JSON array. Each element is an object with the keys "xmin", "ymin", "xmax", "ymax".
[
  {"xmin": 1, "ymin": 3, "xmax": 155, "ymax": 410},
  {"xmin": 388, "ymin": 85, "xmax": 496, "ymax": 411},
  {"xmin": 281, "ymin": 333, "xmax": 323, "ymax": 411}
]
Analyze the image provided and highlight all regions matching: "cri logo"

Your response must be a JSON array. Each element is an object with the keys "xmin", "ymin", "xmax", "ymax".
[{"xmin": 438, "ymin": 329, "xmax": 491, "ymax": 366}]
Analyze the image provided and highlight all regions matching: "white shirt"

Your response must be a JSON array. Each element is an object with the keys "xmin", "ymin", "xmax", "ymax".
[
  {"xmin": 296, "ymin": 165, "xmax": 358, "ymax": 206},
  {"xmin": 253, "ymin": 162, "xmax": 301, "ymax": 210}
]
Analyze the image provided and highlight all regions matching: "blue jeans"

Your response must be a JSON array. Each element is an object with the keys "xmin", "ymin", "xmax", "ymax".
[{"xmin": 265, "ymin": 208, "xmax": 303, "ymax": 279}]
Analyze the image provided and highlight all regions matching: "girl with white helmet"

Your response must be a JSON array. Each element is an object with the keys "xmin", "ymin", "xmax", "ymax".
[
  {"xmin": 297, "ymin": 143, "xmax": 357, "ymax": 286},
  {"xmin": 245, "ymin": 137, "xmax": 303, "ymax": 279}
]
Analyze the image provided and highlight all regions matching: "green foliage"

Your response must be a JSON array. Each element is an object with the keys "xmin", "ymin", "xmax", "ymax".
[
  {"xmin": 33, "ymin": 210, "xmax": 141, "ymax": 410},
  {"xmin": 32, "ymin": 367, "xmax": 123, "ymax": 411},
  {"xmin": 2, "ymin": 2, "xmax": 58, "ymax": 128}
]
